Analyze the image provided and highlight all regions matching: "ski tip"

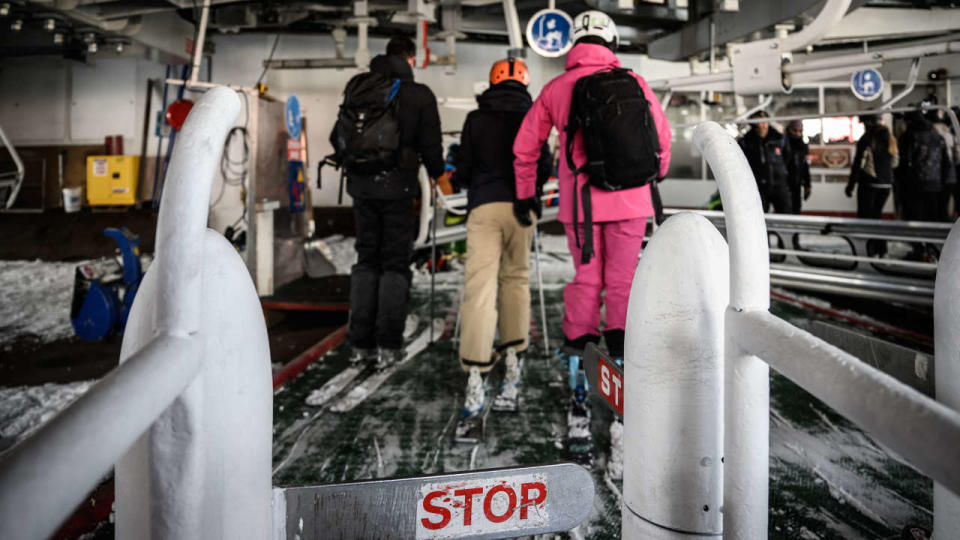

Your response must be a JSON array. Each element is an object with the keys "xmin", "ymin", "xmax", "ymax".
[{"xmin": 430, "ymin": 317, "xmax": 445, "ymax": 341}]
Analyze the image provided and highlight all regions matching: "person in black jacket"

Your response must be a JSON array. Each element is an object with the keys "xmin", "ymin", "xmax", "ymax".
[
  {"xmin": 897, "ymin": 111, "xmax": 956, "ymax": 222},
  {"xmin": 846, "ymin": 115, "xmax": 897, "ymax": 220},
  {"xmin": 337, "ymin": 37, "xmax": 445, "ymax": 367},
  {"xmin": 452, "ymin": 58, "xmax": 552, "ymax": 423},
  {"xmin": 738, "ymin": 111, "xmax": 793, "ymax": 213},
  {"xmin": 784, "ymin": 120, "xmax": 812, "ymax": 214}
]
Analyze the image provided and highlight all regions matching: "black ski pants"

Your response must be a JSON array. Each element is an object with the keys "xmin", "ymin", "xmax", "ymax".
[
  {"xmin": 903, "ymin": 191, "xmax": 947, "ymax": 222},
  {"xmin": 760, "ymin": 182, "xmax": 793, "ymax": 214},
  {"xmin": 856, "ymin": 184, "xmax": 890, "ymax": 256},
  {"xmin": 349, "ymin": 197, "xmax": 416, "ymax": 350}
]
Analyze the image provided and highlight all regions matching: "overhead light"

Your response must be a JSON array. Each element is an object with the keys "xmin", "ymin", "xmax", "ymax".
[
  {"xmin": 10, "ymin": 18, "xmax": 21, "ymax": 32},
  {"xmin": 0, "ymin": 4, "xmax": 10, "ymax": 17},
  {"xmin": 87, "ymin": 41, "xmax": 98, "ymax": 53},
  {"xmin": 53, "ymin": 32, "xmax": 64, "ymax": 45},
  {"xmin": 84, "ymin": 32, "xmax": 96, "ymax": 43},
  {"xmin": 45, "ymin": 19, "xmax": 56, "ymax": 32},
  {"xmin": 115, "ymin": 42, "xmax": 124, "ymax": 54}
]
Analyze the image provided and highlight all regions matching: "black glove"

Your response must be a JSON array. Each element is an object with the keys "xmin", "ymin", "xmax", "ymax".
[
  {"xmin": 844, "ymin": 184, "xmax": 855, "ymax": 198},
  {"xmin": 513, "ymin": 197, "xmax": 539, "ymax": 227}
]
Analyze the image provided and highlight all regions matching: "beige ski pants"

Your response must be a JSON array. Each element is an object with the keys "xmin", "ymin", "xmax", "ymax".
[{"xmin": 458, "ymin": 202, "xmax": 534, "ymax": 372}]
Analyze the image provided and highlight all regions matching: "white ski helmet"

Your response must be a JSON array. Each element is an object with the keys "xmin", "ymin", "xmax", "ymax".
[{"xmin": 572, "ymin": 10, "xmax": 619, "ymax": 49}]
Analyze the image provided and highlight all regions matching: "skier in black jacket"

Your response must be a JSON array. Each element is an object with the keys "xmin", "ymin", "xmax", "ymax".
[
  {"xmin": 452, "ymin": 58, "xmax": 552, "ymax": 434},
  {"xmin": 336, "ymin": 37, "xmax": 445, "ymax": 367},
  {"xmin": 897, "ymin": 111, "xmax": 956, "ymax": 222},
  {"xmin": 784, "ymin": 120, "xmax": 812, "ymax": 214},
  {"xmin": 738, "ymin": 111, "xmax": 793, "ymax": 213}
]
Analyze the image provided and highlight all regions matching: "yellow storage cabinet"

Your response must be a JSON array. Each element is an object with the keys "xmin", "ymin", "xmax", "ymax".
[{"xmin": 86, "ymin": 155, "xmax": 140, "ymax": 206}]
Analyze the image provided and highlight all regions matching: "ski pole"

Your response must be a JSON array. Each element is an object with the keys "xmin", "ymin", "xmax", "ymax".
[
  {"xmin": 430, "ymin": 181, "xmax": 438, "ymax": 343},
  {"xmin": 533, "ymin": 227, "xmax": 549, "ymax": 354}
]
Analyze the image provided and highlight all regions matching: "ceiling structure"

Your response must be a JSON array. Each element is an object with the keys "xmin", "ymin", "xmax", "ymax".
[{"xmin": 0, "ymin": 0, "xmax": 959, "ymax": 62}]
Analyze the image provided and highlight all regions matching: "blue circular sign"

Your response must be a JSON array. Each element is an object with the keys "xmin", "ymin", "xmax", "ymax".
[
  {"xmin": 526, "ymin": 9, "xmax": 574, "ymax": 58},
  {"xmin": 285, "ymin": 94, "xmax": 302, "ymax": 139},
  {"xmin": 851, "ymin": 69, "xmax": 884, "ymax": 101}
]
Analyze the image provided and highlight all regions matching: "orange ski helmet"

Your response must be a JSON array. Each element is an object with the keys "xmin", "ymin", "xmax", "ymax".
[{"xmin": 489, "ymin": 58, "xmax": 529, "ymax": 86}]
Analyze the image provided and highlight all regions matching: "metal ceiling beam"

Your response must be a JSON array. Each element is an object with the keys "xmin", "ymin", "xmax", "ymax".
[{"xmin": 646, "ymin": 0, "xmax": 834, "ymax": 61}]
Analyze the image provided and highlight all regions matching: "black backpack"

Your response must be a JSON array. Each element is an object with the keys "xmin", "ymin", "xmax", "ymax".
[
  {"xmin": 331, "ymin": 72, "xmax": 401, "ymax": 177},
  {"xmin": 565, "ymin": 68, "xmax": 661, "ymax": 263},
  {"xmin": 909, "ymin": 130, "xmax": 946, "ymax": 186}
]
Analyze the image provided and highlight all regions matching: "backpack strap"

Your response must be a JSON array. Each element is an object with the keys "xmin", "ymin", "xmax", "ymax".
[{"xmin": 579, "ymin": 181, "xmax": 594, "ymax": 264}]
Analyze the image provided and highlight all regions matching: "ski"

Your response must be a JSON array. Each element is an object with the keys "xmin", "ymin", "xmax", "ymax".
[
  {"xmin": 305, "ymin": 314, "xmax": 421, "ymax": 408},
  {"xmin": 330, "ymin": 318, "xmax": 445, "ymax": 413},
  {"xmin": 565, "ymin": 399, "xmax": 594, "ymax": 466}
]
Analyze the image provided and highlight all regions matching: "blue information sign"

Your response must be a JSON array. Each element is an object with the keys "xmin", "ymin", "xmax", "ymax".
[
  {"xmin": 526, "ymin": 9, "xmax": 574, "ymax": 58},
  {"xmin": 851, "ymin": 69, "xmax": 884, "ymax": 102},
  {"xmin": 285, "ymin": 94, "xmax": 302, "ymax": 139}
]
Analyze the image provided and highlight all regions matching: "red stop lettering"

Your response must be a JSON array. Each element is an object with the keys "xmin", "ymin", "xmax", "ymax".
[
  {"xmin": 519, "ymin": 482, "xmax": 547, "ymax": 519},
  {"xmin": 483, "ymin": 485, "xmax": 517, "ymax": 523},
  {"xmin": 421, "ymin": 490, "xmax": 451, "ymax": 530},
  {"xmin": 453, "ymin": 487, "xmax": 483, "ymax": 526}
]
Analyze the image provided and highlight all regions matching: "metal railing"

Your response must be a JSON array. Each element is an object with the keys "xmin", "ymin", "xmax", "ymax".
[
  {"xmin": 0, "ymin": 87, "xmax": 273, "ymax": 540},
  {"xmin": 622, "ymin": 121, "xmax": 960, "ymax": 538}
]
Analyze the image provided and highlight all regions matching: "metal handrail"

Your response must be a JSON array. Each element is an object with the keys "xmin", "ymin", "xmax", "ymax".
[{"xmin": 691, "ymin": 121, "xmax": 960, "ymax": 538}]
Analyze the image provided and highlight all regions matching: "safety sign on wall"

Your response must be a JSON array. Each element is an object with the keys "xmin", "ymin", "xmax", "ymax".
[
  {"xmin": 526, "ymin": 9, "xmax": 574, "ymax": 58},
  {"xmin": 285, "ymin": 94, "xmax": 302, "ymax": 139},
  {"xmin": 850, "ymin": 68, "xmax": 884, "ymax": 101}
]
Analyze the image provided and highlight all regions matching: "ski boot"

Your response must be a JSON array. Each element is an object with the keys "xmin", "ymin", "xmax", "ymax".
[
  {"xmin": 560, "ymin": 350, "xmax": 593, "ymax": 465},
  {"xmin": 492, "ymin": 347, "xmax": 522, "ymax": 412},
  {"xmin": 376, "ymin": 348, "xmax": 403, "ymax": 371},
  {"xmin": 350, "ymin": 347, "xmax": 377, "ymax": 365},
  {"xmin": 454, "ymin": 367, "xmax": 487, "ymax": 443}
]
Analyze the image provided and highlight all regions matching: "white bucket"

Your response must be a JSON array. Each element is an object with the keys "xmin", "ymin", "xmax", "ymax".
[{"xmin": 62, "ymin": 187, "xmax": 82, "ymax": 213}]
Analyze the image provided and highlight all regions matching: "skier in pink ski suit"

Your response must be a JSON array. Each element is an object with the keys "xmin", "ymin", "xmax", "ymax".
[{"xmin": 513, "ymin": 24, "xmax": 671, "ymax": 360}]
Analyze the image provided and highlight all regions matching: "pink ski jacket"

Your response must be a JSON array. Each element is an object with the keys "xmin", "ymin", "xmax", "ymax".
[{"xmin": 513, "ymin": 43, "xmax": 672, "ymax": 224}]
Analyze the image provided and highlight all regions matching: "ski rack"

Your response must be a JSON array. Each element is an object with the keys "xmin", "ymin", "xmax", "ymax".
[
  {"xmin": 0, "ymin": 122, "xmax": 25, "ymax": 210},
  {"xmin": 663, "ymin": 208, "xmax": 948, "ymax": 306}
]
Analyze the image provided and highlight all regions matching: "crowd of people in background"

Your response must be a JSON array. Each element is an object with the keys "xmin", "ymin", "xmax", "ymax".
[{"xmin": 739, "ymin": 107, "xmax": 960, "ymax": 224}]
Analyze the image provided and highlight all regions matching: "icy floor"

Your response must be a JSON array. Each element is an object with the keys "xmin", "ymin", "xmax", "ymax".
[
  {"xmin": 0, "ymin": 380, "xmax": 94, "ymax": 453},
  {"xmin": 0, "ymin": 236, "xmax": 935, "ymax": 538},
  {"xmin": 0, "ymin": 260, "xmax": 82, "ymax": 345},
  {"xmin": 273, "ymin": 283, "xmax": 932, "ymax": 539}
]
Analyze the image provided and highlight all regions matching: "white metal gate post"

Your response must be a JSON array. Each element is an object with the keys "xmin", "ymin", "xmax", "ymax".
[
  {"xmin": 116, "ymin": 86, "xmax": 273, "ymax": 540},
  {"xmin": 934, "ymin": 220, "xmax": 960, "ymax": 537},
  {"xmin": 692, "ymin": 122, "xmax": 771, "ymax": 539},
  {"xmin": 622, "ymin": 212, "xmax": 728, "ymax": 538}
]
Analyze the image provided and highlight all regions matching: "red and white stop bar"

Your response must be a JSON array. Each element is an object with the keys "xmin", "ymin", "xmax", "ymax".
[
  {"xmin": 584, "ymin": 343, "xmax": 624, "ymax": 417},
  {"xmin": 274, "ymin": 462, "xmax": 594, "ymax": 539}
]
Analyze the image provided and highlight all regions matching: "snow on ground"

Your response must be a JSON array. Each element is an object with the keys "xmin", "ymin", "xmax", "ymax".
[
  {"xmin": 0, "ymin": 380, "xmax": 94, "ymax": 453},
  {"xmin": 0, "ymin": 260, "xmax": 80, "ymax": 345}
]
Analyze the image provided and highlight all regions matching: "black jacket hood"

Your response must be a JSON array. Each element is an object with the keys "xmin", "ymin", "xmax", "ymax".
[
  {"xmin": 478, "ymin": 81, "xmax": 533, "ymax": 113},
  {"xmin": 370, "ymin": 54, "xmax": 413, "ymax": 81}
]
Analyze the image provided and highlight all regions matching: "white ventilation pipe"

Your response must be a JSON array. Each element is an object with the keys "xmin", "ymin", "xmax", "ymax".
[
  {"xmin": 622, "ymin": 212, "xmax": 727, "ymax": 538},
  {"xmin": 934, "ymin": 221, "xmax": 960, "ymax": 537},
  {"xmin": 778, "ymin": 0, "xmax": 852, "ymax": 53},
  {"xmin": 692, "ymin": 122, "xmax": 770, "ymax": 539}
]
